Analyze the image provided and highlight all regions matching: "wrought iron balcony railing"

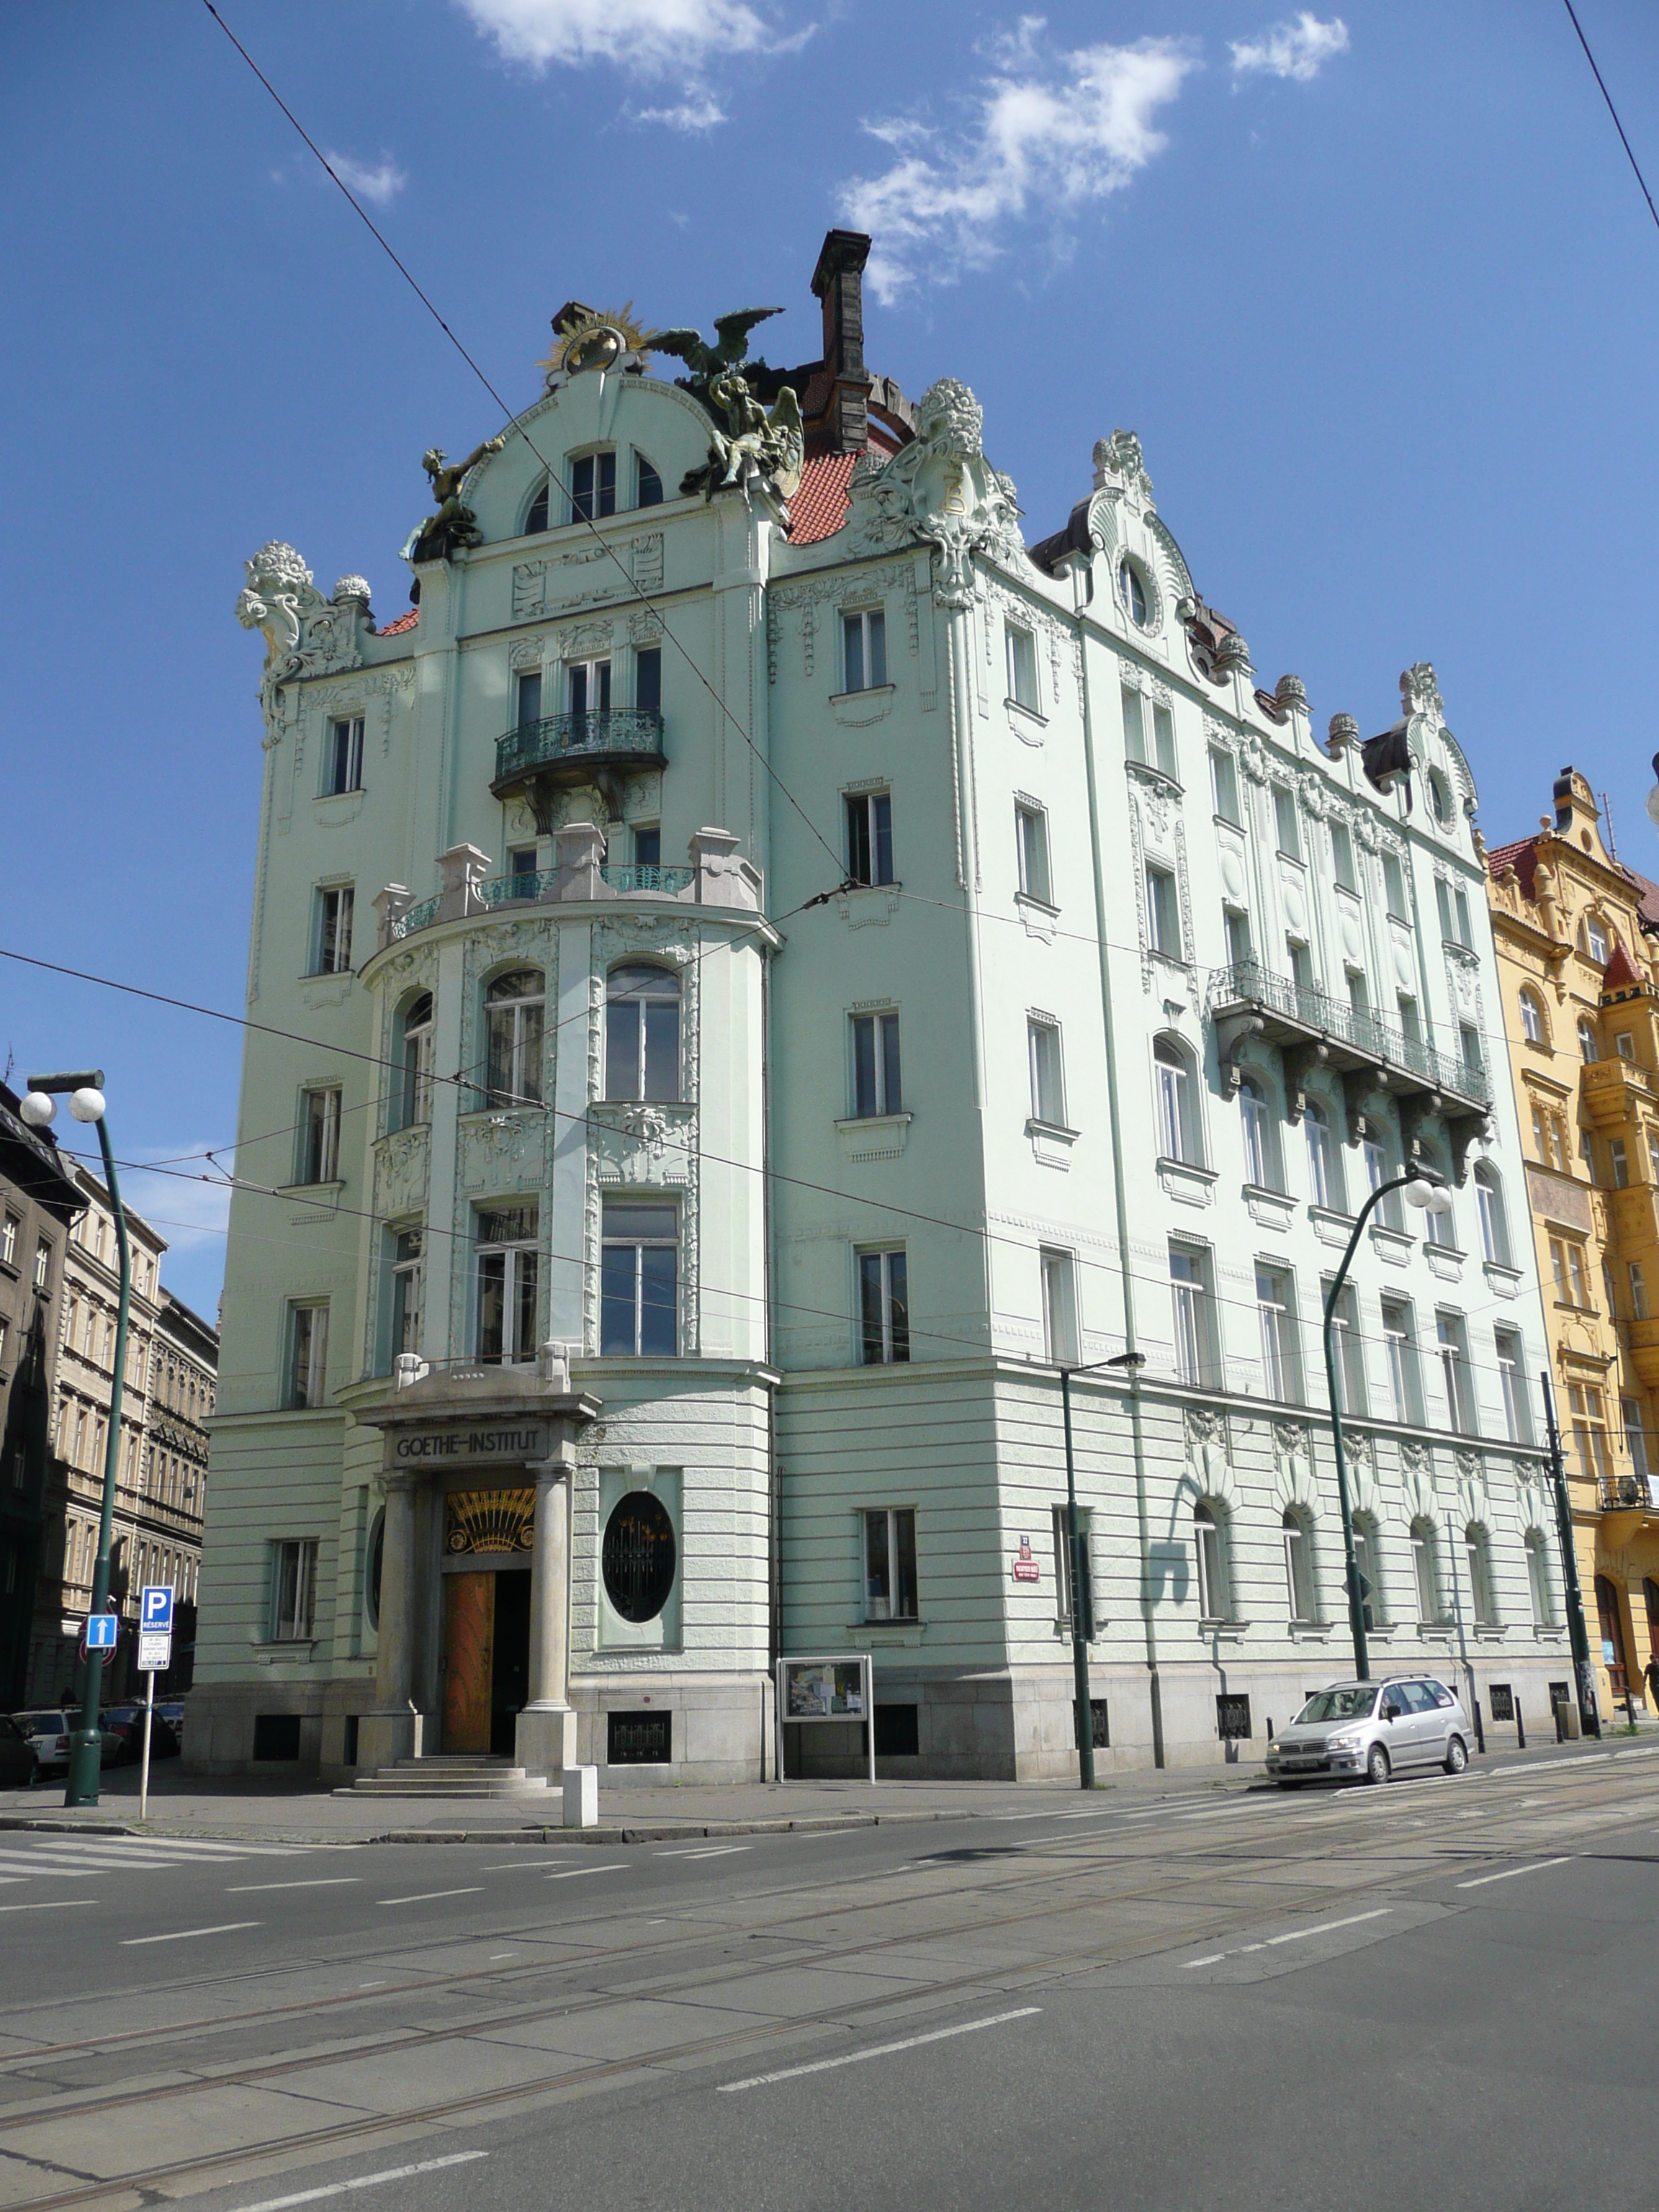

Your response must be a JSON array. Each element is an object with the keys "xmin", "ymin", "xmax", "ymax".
[
  {"xmin": 1598, "ymin": 1473, "xmax": 1651, "ymax": 1513},
  {"xmin": 1210, "ymin": 958, "xmax": 1491, "ymax": 1108},
  {"xmin": 494, "ymin": 709, "xmax": 665, "ymax": 786},
  {"xmin": 600, "ymin": 864, "xmax": 693, "ymax": 895}
]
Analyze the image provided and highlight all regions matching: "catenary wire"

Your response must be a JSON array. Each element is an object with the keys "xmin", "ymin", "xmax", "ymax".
[
  {"xmin": 1562, "ymin": 0, "xmax": 1659, "ymax": 238},
  {"xmin": 197, "ymin": 0, "xmax": 850, "ymax": 884}
]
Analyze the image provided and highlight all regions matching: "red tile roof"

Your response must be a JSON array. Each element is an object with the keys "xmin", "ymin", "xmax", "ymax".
[
  {"xmin": 377, "ymin": 608, "xmax": 419, "ymax": 637},
  {"xmin": 1485, "ymin": 837, "xmax": 1539, "ymax": 900},
  {"xmin": 788, "ymin": 450, "xmax": 881, "ymax": 545},
  {"xmin": 1616, "ymin": 860, "xmax": 1659, "ymax": 931},
  {"xmin": 1602, "ymin": 941, "xmax": 1645, "ymax": 992}
]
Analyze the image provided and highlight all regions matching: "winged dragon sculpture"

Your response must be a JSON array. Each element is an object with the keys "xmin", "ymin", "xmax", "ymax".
[{"xmin": 644, "ymin": 307, "xmax": 804, "ymax": 504}]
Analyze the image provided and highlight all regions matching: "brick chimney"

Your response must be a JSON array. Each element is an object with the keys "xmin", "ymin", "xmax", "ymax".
[{"xmin": 811, "ymin": 229, "xmax": 873, "ymax": 454}]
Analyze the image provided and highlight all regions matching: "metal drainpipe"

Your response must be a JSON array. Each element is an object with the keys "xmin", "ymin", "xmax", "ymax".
[
  {"xmin": 761, "ymin": 946, "xmax": 781, "ymax": 1764},
  {"xmin": 1076, "ymin": 607, "xmax": 1163, "ymax": 1766}
]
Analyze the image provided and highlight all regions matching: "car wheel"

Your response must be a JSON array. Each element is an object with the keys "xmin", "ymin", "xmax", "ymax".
[
  {"xmin": 1444, "ymin": 1734, "xmax": 1468, "ymax": 1776},
  {"xmin": 1366, "ymin": 1742, "xmax": 1391, "ymax": 1786}
]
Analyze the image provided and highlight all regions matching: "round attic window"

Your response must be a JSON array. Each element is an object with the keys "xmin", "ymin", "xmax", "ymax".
[{"xmin": 1118, "ymin": 558, "xmax": 1148, "ymax": 628}]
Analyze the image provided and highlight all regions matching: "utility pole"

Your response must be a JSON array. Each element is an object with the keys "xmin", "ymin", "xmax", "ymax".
[{"xmin": 1540, "ymin": 1367, "xmax": 1599, "ymax": 1738}]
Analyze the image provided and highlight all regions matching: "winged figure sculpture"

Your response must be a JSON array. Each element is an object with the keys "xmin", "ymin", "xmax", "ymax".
[{"xmin": 642, "ymin": 307, "xmax": 784, "ymax": 382}]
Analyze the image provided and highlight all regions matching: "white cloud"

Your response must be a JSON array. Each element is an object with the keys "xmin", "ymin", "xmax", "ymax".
[
  {"xmin": 322, "ymin": 150, "xmax": 408, "ymax": 206},
  {"xmin": 457, "ymin": 0, "xmax": 775, "ymax": 78},
  {"xmin": 842, "ymin": 32, "xmax": 1199, "ymax": 305},
  {"xmin": 1229, "ymin": 14, "xmax": 1349, "ymax": 83},
  {"xmin": 118, "ymin": 1149, "xmax": 234, "ymax": 1256},
  {"xmin": 631, "ymin": 94, "xmax": 729, "ymax": 130}
]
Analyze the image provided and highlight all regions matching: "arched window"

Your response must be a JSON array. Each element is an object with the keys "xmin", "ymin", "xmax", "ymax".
[
  {"xmin": 1239, "ymin": 1077, "xmax": 1276, "ymax": 1189},
  {"xmin": 523, "ymin": 477, "xmax": 550, "ymax": 535},
  {"xmin": 1473, "ymin": 1163, "xmax": 1509, "ymax": 1267},
  {"xmin": 1578, "ymin": 1017, "xmax": 1601, "ymax": 1063},
  {"xmin": 1194, "ymin": 1502, "xmax": 1228, "ymax": 1622},
  {"xmin": 606, "ymin": 964, "xmax": 680, "ymax": 1102},
  {"xmin": 1463, "ymin": 1523, "xmax": 1496, "ymax": 1627},
  {"xmin": 484, "ymin": 968, "xmax": 544, "ymax": 1108},
  {"xmin": 1519, "ymin": 989, "xmax": 1545, "ymax": 1046},
  {"xmin": 1282, "ymin": 1508, "xmax": 1316, "ymax": 1624},
  {"xmin": 1304, "ymin": 1100, "xmax": 1344, "ymax": 1212},
  {"xmin": 1154, "ymin": 1038, "xmax": 1200, "ymax": 1164},
  {"xmin": 394, "ymin": 992, "xmax": 433, "ymax": 1132},
  {"xmin": 1352, "ymin": 1511, "xmax": 1383, "ymax": 1632},
  {"xmin": 1586, "ymin": 914, "xmax": 1609, "ymax": 966},
  {"xmin": 1411, "ymin": 1517, "xmax": 1443, "ymax": 1625},
  {"xmin": 1524, "ymin": 1531, "xmax": 1553, "ymax": 1627}
]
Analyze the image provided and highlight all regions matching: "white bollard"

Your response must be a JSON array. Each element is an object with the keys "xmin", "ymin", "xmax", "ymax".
[{"xmin": 562, "ymin": 1764, "xmax": 598, "ymax": 1828}]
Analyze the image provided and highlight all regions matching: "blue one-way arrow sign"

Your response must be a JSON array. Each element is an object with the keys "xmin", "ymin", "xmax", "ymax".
[
  {"xmin": 140, "ymin": 1585, "xmax": 175, "ymax": 1632},
  {"xmin": 84, "ymin": 1612, "xmax": 119, "ymax": 1651}
]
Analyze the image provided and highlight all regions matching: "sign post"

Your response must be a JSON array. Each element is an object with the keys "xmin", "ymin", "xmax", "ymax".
[{"xmin": 136, "ymin": 1586, "xmax": 174, "ymax": 1821}]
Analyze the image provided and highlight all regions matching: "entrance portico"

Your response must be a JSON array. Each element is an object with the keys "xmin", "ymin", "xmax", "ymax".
[{"xmin": 354, "ymin": 1354, "xmax": 599, "ymax": 1775}]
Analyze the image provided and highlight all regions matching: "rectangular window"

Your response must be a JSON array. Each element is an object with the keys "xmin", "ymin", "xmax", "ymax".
[
  {"xmin": 633, "ymin": 825, "xmax": 661, "ymax": 870},
  {"xmin": 635, "ymin": 645, "xmax": 662, "ymax": 714},
  {"xmin": 1496, "ymin": 1329, "xmax": 1529, "ymax": 1444},
  {"xmin": 842, "ymin": 608, "xmax": 888, "ymax": 693},
  {"xmin": 1170, "ymin": 1243, "xmax": 1214, "ymax": 1389},
  {"xmin": 325, "ymin": 716, "xmax": 364, "ymax": 796},
  {"xmin": 851, "ymin": 1011, "xmax": 902, "ymax": 1118},
  {"xmin": 1382, "ymin": 852, "xmax": 1407, "ymax": 918},
  {"xmin": 1225, "ymin": 908, "xmax": 1251, "ymax": 969},
  {"xmin": 476, "ymin": 1203, "xmax": 539, "ymax": 1367},
  {"xmin": 1006, "ymin": 624, "xmax": 1038, "ymax": 711},
  {"xmin": 270, "ymin": 1539, "xmax": 318, "ymax": 1642},
  {"xmin": 1210, "ymin": 747, "xmax": 1240, "ymax": 825},
  {"xmin": 1015, "ymin": 803, "xmax": 1051, "ymax": 905},
  {"xmin": 1364, "ymin": 1137, "xmax": 1405, "ymax": 1232},
  {"xmin": 1283, "ymin": 1516, "xmax": 1315, "ymax": 1624},
  {"xmin": 1052, "ymin": 1504, "xmax": 1094, "ymax": 1635},
  {"xmin": 1028, "ymin": 1018, "xmax": 1065, "ymax": 1126},
  {"xmin": 315, "ymin": 886, "xmax": 354, "ymax": 975},
  {"xmin": 859, "ymin": 1249, "xmax": 909, "ymax": 1365},
  {"xmin": 1567, "ymin": 1244, "xmax": 1588, "ymax": 1308},
  {"xmin": 287, "ymin": 1302, "xmax": 328, "ymax": 1410},
  {"xmin": 1568, "ymin": 1382, "xmax": 1611, "ymax": 1480},
  {"xmin": 390, "ymin": 1229, "xmax": 423, "ymax": 1361},
  {"xmin": 1460, "ymin": 1023, "xmax": 1482, "ymax": 1082},
  {"xmin": 1623, "ymin": 1398, "xmax": 1649, "ymax": 1483},
  {"xmin": 570, "ymin": 450, "xmax": 616, "ymax": 521},
  {"xmin": 1632, "ymin": 1261, "xmax": 1649, "ymax": 1321},
  {"xmin": 1146, "ymin": 866, "xmax": 1179, "ymax": 959},
  {"xmin": 1151, "ymin": 702, "xmax": 1177, "ymax": 778},
  {"xmin": 33, "ymin": 1240, "xmax": 50, "ymax": 1292},
  {"xmin": 1382, "ymin": 1297, "xmax": 1419, "ymax": 1424},
  {"xmin": 1331, "ymin": 821, "xmax": 1356, "ymax": 891},
  {"xmin": 846, "ymin": 791, "xmax": 895, "ymax": 886},
  {"xmin": 1437, "ymin": 1312, "xmax": 1475, "ymax": 1433},
  {"xmin": 567, "ymin": 657, "xmax": 611, "ymax": 716},
  {"xmin": 1436, "ymin": 878, "xmax": 1455, "ymax": 941},
  {"xmin": 1272, "ymin": 784, "xmax": 1300, "ymax": 860},
  {"xmin": 1397, "ymin": 993, "xmax": 1421, "ymax": 1048},
  {"xmin": 1040, "ymin": 1247, "xmax": 1078, "ymax": 1366},
  {"xmin": 1288, "ymin": 939, "xmax": 1313, "ymax": 994},
  {"xmin": 516, "ymin": 668, "xmax": 543, "ymax": 726},
  {"xmin": 300, "ymin": 1087, "xmax": 341, "ymax": 1186},
  {"xmin": 1256, "ymin": 1265, "xmax": 1300, "ymax": 1402},
  {"xmin": 1616, "ymin": 1031, "xmax": 1636, "ymax": 1062},
  {"xmin": 601, "ymin": 1200, "xmax": 678, "ymax": 1357},
  {"xmin": 1121, "ymin": 687, "xmax": 1146, "ymax": 762},
  {"xmin": 864, "ymin": 1507, "xmax": 918, "ymax": 1622},
  {"xmin": 1326, "ymin": 1282, "xmax": 1366, "ymax": 1416},
  {"xmin": 1, "ymin": 1215, "xmax": 15, "ymax": 1269},
  {"xmin": 509, "ymin": 845, "xmax": 539, "ymax": 894},
  {"xmin": 636, "ymin": 453, "xmax": 663, "ymax": 508},
  {"xmin": 1455, "ymin": 886, "xmax": 1473, "ymax": 946},
  {"xmin": 1611, "ymin": 1138, "xmax": 1630, "ymax": 1188}
]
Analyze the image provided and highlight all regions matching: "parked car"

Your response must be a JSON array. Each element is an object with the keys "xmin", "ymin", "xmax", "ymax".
[
  {"xmin": 11, "ymin": 1710, "xmax": 124, "ymax": 1774},
  {"xmin": 0, "ymin": 1715, "xmax": 41, "ymax": 1787},
  {"xmin": 103, "ymin": 1705, "xmax": 180, "ymax": 1761},
  {"xmin": 1265, "ymin": 1676, "xmax": 1473, "ymax": 1787}
]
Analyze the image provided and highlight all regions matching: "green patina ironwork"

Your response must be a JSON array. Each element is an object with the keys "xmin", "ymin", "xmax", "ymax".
[
  {"xmin": 494, "ymin": 709, "xmax": 665, "ymax": 785},
  {"xmin": 1212, "ymin": 958, "xmax": 1491, "ymax": 1107},
  {"xmin": 601, "ymin": 865, "xmax": 693, "ymax": 895}
]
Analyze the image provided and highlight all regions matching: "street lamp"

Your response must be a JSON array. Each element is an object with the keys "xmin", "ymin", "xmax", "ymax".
[
  {"xmin": 1058, "ymin": 1349, "xmax": 1146, "ymax": 1789},
  {"xmin": 19, "ymin": 1072, "xmax": 130, "ymax": 1809},
  {"xmin": 1322, "ymin": 1165, "xmax": 1454, "ymax": 1681}
]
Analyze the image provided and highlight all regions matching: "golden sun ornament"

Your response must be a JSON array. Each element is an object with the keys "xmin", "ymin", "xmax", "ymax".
[{"xmin": 538, "ymin": 303, "xmax": 653, "ymax": 382}]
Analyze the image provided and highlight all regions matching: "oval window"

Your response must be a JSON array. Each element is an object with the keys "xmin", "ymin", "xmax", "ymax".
[
  {"xmin": 1118, "ymin": 559, "xmax": 1148, "ymax": 626},
  {"xmin": 602, "ymin": 1491, "xmax": 677, "ymax": 1622},
  {"xmin": 1428, "ymin": 770, "xmax": 1452, "ymax": 827}
]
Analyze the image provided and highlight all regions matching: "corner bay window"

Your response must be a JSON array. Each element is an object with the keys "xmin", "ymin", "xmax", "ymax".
[
  {"xmin": 601, "ymin": 1201, "xmax": 677, "ymax": 1357},
  {"xmin": 477, "ymin": 1205, "xmax": 539, "ymax": 1367},
  {"xmin": 484, "ymin": 968, "xmax": 544, "ymax": 1108},
  {"xmin": 846, "ymin": 791, "xmax": 894, "ymax": 886},
  {"xmin": 842, "ymin": 608, "xmax": 887, "ymax": 693},
  {"xmin": 859, "ymin": 1248, "xmax": 909, "ymax": 1365},
  {"xmin": 852, "ymin": 1010, "xmax": 902, "ymax": 1119},
  {"xmin": 606, "ymin": 966, "xmax": 680, "ymax": 1102},
  {"xmin": 864, "ymin": 1507, "xmax": 917, "ymax": 1622}
]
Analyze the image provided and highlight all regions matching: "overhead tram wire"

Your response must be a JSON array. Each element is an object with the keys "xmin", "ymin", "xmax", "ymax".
[
  {"xmin": 1563, "ymin": 0, "xmax": 1659, "ymax": 239},
  {"xmin": 9, "ymin": 942, "xmax": 1550, "ymax": 1398},
  {"xmin": 197, "ymin": 0, "xmax": 850, "ymax": 886}
]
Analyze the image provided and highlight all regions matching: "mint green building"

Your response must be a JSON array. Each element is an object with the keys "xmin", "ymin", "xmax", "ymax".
[{"xmin": 189, "ymin": 231, "xmax": 1563, "ymax": 1786}]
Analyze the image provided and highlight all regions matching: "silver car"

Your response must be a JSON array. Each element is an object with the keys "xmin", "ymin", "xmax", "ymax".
[{"xmin": 1264, "ymin": 1676, "xmax": 1473, "ymax": 1787}]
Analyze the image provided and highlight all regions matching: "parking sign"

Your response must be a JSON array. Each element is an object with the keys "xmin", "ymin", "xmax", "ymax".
[{"xmin": 140, "ymin": 1585, "xmax": 175, "ymax": 1633}]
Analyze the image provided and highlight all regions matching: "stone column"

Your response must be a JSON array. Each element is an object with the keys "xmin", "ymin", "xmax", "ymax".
[
  {"xmin": 358, "ymin": 1475, "xmax": 421, "ymax": 1770},
  {"xmin": 516, "ymin": 1447, "xmax": 577, "ymax": 1776}
]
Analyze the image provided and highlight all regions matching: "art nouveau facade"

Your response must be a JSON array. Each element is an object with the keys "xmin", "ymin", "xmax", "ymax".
[{"xmin": 189, "ymin": 230, "xmax": 1563, "ymax": 1784}]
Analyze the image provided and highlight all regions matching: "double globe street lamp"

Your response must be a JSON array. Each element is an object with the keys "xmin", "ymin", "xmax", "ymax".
[
  {"xmin": 1322, "ymin": 1166, "xmax": 1454, "ymax": 1683},
  {"xmin": 19, "ymin": 1073, "xmax": 130, "ymax": 1808}
]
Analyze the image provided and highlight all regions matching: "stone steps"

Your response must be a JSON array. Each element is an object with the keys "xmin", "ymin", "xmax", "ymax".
[{"xmin": 339, "ymin": 1755, "xmax": 552, "ymax": 1799}]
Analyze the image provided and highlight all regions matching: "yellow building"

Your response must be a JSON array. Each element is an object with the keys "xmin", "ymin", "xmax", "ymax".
[{"xmin": 1485, "ymin": 770, "xmax": 1659, "ymax": 1719}]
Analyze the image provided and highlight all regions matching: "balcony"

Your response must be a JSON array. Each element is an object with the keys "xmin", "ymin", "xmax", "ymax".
[
  {"xmin": 1210, "ymin": 958, "xmax": 1492, "ymax": 1171},
  {"xmin": 492, "ymin": 709, "xmax": 665, "ymax": 827}
]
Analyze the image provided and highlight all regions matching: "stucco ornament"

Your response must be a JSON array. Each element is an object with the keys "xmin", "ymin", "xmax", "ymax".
[
  {"xmin": 236, "ymin": 542, "xmax": 364, "ymax": 684},
  {"xmin": 848, "ymin": 378, "xmax": 1025, "ymax": 607}
]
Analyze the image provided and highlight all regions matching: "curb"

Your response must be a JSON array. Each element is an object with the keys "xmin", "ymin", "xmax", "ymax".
[{"xmin": 0, "ymin": 1806, "xmax": 1005, "ymax": 1848}]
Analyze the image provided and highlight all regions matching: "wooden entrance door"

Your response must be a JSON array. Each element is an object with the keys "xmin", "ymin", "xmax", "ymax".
[{"xmin": 443, "ymin": 1573, "xmax": 495, "ymax": 1753}]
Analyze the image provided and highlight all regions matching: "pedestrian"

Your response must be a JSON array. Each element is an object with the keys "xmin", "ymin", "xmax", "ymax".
[{"xmin": 1645, "ymin": 1650, "xmax": 1659, "ymax": 1714}]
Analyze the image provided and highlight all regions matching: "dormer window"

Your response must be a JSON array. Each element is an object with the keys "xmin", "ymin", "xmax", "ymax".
[{"xmin": 571, "ymin": 451, "xmax": 616, "ymax": 521}]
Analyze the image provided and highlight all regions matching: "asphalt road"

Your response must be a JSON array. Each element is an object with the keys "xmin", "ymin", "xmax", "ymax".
[{"xmin": 2, "ymin": 1745, "xmax": 1658, "ymax": 2211}]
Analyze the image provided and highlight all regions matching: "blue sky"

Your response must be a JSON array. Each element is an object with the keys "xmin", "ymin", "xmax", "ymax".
[{"xmin": 4, "ymin": 1, "xmax": 1658, "ymax": 1319}]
